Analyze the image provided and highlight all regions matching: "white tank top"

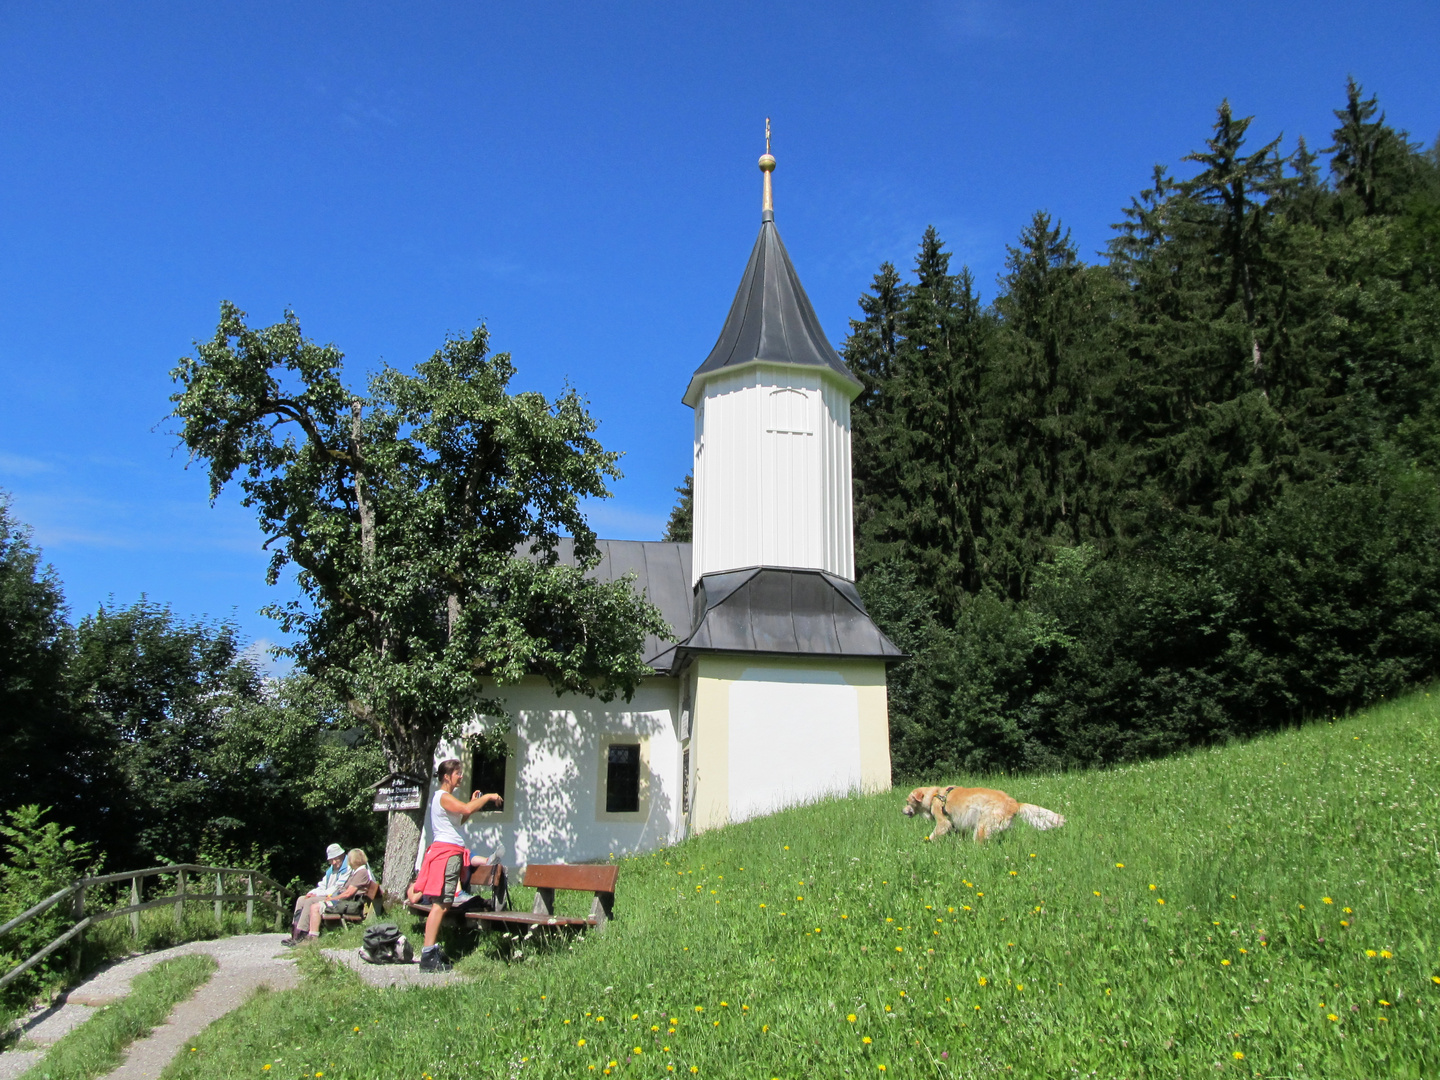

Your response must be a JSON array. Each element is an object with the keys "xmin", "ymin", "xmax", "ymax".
[{"xmin": 429, "ymin": 788, "xmax": 466, "ymax": 847}]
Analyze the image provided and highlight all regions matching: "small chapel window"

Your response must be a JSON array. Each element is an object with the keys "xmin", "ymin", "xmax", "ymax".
[
  {"xmin": 467, "ymin": 735, "xmax": 507, "ymax": 808},
  {"xmin": 605, "ymin": 743, "xmax": 642, "ymax": 813}
]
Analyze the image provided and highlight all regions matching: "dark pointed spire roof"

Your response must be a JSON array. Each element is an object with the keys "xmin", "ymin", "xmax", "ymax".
[{"xmin": 683, "ymin": 215, "xmax": 863, "ymax": 406}]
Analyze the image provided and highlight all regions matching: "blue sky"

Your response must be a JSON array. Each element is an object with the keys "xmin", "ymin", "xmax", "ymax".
[{"xmin": 2, "ymin": 0, "xmax": 1437, "ymax": 655}]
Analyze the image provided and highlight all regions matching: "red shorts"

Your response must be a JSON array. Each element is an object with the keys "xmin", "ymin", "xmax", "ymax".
[{"xmin": 416, "ymin": 842, "xmax": 469, "ymax": 903}]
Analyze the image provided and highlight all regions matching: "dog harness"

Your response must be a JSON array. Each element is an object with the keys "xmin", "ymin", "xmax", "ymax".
[{"xmin": 931, "ymin": 785, "xmax": 957, "ymax": 812}]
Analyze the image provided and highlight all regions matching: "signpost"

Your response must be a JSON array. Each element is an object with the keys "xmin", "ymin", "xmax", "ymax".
[{"xmin": 371, "ymin": 772, "xmax": 426, "ymax": 813}]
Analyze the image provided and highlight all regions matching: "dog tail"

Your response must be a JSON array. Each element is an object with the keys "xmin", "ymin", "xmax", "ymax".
[{"xmin": 1017, "ymin": 803, "xmax": 1065, "ymax": 830}]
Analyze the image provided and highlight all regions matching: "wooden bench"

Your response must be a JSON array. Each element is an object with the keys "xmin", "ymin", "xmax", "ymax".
[
  {"xmin": 468, "ymin": 864, "xmax": 617, "ymax": 931},
  {"xmin": 319, "ymin": 878, "xmax": 382, "ymax": 927},
  {"xmin": 406, "ymin": 862, "xmax": 510, "ymax": 923}
]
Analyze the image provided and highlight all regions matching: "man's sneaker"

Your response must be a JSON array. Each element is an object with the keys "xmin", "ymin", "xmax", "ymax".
[{"xmin": 418, "ymin": 949, "xmax": 452, "ymax": 973}]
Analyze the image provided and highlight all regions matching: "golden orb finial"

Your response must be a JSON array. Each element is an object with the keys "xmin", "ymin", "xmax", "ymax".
[{"xmin": 759, "ymin": 117, "xmax": 775, "ymax": 215}]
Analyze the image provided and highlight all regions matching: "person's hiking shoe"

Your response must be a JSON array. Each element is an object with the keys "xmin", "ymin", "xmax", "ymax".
[
  {"xmin": 280, "ymin": 936, "xmax": 299, "ymax": 947},
  {"xmin": 418, "ymin": 947, "xmax": 452, "ymax": 973}
]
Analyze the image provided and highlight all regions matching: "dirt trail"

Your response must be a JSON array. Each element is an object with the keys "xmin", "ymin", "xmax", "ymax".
[
  {"xmin": 1, "ymin": 931, "xmax": 462, "ymax": 1080},
  {"xmin": 0, "ymin": 935, "xmax": 299, "ymax": 1080}
]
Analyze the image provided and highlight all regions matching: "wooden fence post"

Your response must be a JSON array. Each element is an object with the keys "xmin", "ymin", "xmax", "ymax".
[
  {"xmin": 69, "ymin": 883, "xmax": 86, "ymax": 976},
  {"xmin": 175, "ymin": 869, "xmax": 186, "ymax": 929},
  {"xmin": 213, "ymin": 873, "xmax": 222, "ymax": 928},
  {"xmin": 246, "ymin": 874, "xmax": 254, "ymax": 927},
  {"xmin": 130, "ymin": 876, "xmax": 140, "ymax": 938}
]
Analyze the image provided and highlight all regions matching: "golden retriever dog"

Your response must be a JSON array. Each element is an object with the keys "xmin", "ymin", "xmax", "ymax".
[{"xmin": 903, "ymin": 785, "xmax": 1065, "ymax": 842}]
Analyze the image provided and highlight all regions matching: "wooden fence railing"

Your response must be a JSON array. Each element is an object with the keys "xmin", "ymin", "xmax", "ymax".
[{"xmin": 0, "ymin": 863, "xmax": 285, "ymax": 992}]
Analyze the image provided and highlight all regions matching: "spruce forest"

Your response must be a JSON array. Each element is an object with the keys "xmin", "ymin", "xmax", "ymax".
[{"xmin": 830, "ymin": 82, "xmax": 1440, "ymax": 777}]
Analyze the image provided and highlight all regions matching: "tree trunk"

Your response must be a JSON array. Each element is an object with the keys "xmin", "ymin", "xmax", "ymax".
[{"xmin": 381, "ymin": 807, "xmax": 424, "ymax": 900}]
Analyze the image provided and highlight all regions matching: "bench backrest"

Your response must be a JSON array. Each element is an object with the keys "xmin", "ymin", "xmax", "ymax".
[
  {"xmin": 522, "ymin": 864, "xmax": 619, "ymax": 893},
  {"xmin": 469, "ymin": 862, "xmax": 506, "ymax": 890}
]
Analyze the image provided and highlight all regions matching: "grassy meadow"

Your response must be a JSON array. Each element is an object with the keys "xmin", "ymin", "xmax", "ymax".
[{"xmin": 166, "ymin": 689, "xmax": 1440, "ymax": 1079}]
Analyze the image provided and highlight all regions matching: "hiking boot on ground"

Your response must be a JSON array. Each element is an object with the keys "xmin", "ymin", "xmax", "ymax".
[{"xmin": 418, "ymin": 947, "xmax": 452, "ymax": 973}]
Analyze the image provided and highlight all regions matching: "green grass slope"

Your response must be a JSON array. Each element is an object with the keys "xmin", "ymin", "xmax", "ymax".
[{"xmin": 168, "ymin": 690, "xmax": 1440, "ymax": 1079}]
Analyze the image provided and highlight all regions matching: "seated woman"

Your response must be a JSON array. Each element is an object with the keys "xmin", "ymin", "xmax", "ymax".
[{"xmin": 285, "ymin": 849, "xmax": 372, "ymax": 945}]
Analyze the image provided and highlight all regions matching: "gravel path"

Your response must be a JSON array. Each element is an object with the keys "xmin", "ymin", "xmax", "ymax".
[{"xmin": 0, "ymin": 934, "xmax": 300, "ymax": 1080}]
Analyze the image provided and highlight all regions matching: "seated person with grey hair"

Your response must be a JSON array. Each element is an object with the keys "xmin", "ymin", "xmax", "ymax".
[{"xmin": 283, "ymin": 842, "xmax": 352, "ymax": 946}]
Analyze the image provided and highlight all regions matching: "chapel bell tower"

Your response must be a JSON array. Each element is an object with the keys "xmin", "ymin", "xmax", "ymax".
[{"xmin": 683, "ymin": 122, "xmax": 864, "ymax": 584}]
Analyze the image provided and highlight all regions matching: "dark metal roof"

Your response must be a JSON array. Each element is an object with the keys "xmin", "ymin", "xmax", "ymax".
[
  {"xmin": 551, "ymin": 538, "xmax": 693, "ymax": 671},
  {"xmin": 683, "ymin": 215, "xmax": 863, "ymax": 406},
  {"xmin": 549, "ymin": 544, "xmax": 901, "ymax": 671},
  {"xmin": 678, "ymin": 566, "xmax": 904, "ymax": 662}
]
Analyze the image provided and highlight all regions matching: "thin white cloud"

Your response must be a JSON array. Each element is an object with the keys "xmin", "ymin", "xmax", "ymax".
[
  {"xmin": 0, "ymin": 451, "xmax": 58, "ymax": 478},
  {"xmin": 934, "ymin": 0, "xmax": 1022, "ymax": 41}
]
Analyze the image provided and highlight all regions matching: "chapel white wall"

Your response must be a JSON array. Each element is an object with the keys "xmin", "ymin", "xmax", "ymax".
[
  {"xmin": 418, "ymin": 676, "xmax": 682, "ymax": 869},
  {"xmin": 692, "ymin": 364, "xmax": 855, "ymax": 583}
]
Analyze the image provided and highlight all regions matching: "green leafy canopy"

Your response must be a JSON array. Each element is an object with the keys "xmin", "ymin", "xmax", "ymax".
[{"xmin": 169, "ymin": 303, "xmax": 669, "ymax": 776}]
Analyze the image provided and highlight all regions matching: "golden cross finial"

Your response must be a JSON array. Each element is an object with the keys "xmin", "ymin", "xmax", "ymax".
[{"xmin": 758, "ymin": 118, "xmax": 776, "ymax": 216}]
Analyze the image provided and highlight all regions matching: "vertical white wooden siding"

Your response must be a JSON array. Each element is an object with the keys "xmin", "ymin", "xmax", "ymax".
[{"xmin": 692, "ymin": 364, "xmax": 855, "ymax": 583}]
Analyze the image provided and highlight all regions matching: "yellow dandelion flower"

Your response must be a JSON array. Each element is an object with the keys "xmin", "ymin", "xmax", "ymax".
[
  {"xmin": 1157, "ymin": 898, "xmax": 1165, "ymax": 905},
  {"xmin": 634, "ymin": 1047, "xmax": 643, "ymax": 1054},
  {"xmin": 1015, "ymin": 984, "xmax": 1024, "ymax": 991},
  {"xmin": 1340, "ymin": 920, "xmax": 1350, "ymax": 927},
  {"xmin": 1115, "ymin": 863, "xmax": 1124, "ymax": 868},
  {"xmin": 1009, "ymin": 871, "xmax": 1017, "ymax": 876},
  {"xmin": 1323, "ymin": 897, "xmax": 1333, "ymax": 904},
  {"xmin": 1221, "ymin": 959, "xmax": 1231, "ymax": 966},
  {"xmin": 578, "ymin": 1039, "xmax": 587, "ymax": 1047},
  {"xmin": 652, "ymin": 1025, "xmax": 660, "ymax": 1031},
  {"xmin": 1327, "ymin": 1013, "xmax": 1338, "ymax": 1022},
  {"xmin": 1381, "ymin": 950, "xmax": 1393, "ymax": 958},
  {"xmin": 1234, "ymin": 1051, "xmax": 1244, "ymax": 1060},
  {"xmin": 1380, "ymin": 1000, "xmax": 1391, "ymax": 1006},
  {"xmin": 695, "ymin": 1006, "xmax": 704, "ymax": 1012},
  {"xmin": 1239, "ymin": 948, "xmax": 1248, "ymax": 954},
  {"xmin": 1366, "ymin": 950, "xmax": 1377, "ymax": 957},
  {"xmin": 895, "ymin": 946, "xmax": 903, "ymax": 952},
  {"xmin": 862, "ymin": 1036, "xmax": 873, "ymax": 1044},
  {"xmin": 632, "ymin": 1013, "xmax": 640, "ymax": 1019},
  {"xmin": 978, "ymin": 977, "xmax": 987, "ymax": 986},
  {"xmin": 879, "ymin": 1066, "xmax": 886, "ymax": 1072},
  {"xmin": 1093, "ymin": 891, "xmax": 1101, "ymax": 897},
  {"xmin": 1299, "ymin": 904, "xmax": 1306, "ymax": 910},
  {"xmin": 762, "ymin": 1025, "xmax": 769, "ymax": 1032},
  {"xmin": 1343, "ymin": 907, "xmax": 1352, "ymax": 914},
  {"xmin": 1149, "ymin": 884, "xmax": 1157, "ymax": 891},
  {"xmin": 691, "ymin": 1066, "xmax": 700, "ymax": 1073},
  {"xmin": 848, "ymin": 1014, "xmax": 857, "ymax": 1022}
]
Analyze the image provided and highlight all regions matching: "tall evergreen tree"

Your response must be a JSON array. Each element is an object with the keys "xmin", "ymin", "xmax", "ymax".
[
  {"xmin": 988, "ymin": 212, "xmax": 1122, "ymax": 594},
  {"xmin": 661, "ymin": 474, "xmax": 693, "ymax": 543}
]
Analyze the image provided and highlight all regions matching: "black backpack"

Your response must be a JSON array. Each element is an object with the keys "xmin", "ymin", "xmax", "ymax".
[{"xmin": 360, "ymin": 923, "xmax": 413, "ymax": 964}]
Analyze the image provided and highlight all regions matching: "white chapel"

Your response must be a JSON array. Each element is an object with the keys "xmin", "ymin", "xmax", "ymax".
[{"xmin": 420, "ymin": 138, "xmax": 901, "ymax": 868}]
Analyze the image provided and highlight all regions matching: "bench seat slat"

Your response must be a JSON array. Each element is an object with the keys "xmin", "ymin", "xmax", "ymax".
[{"xmin": 467, "ymin": 911, "xmax": 597, "ymax": 928}]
